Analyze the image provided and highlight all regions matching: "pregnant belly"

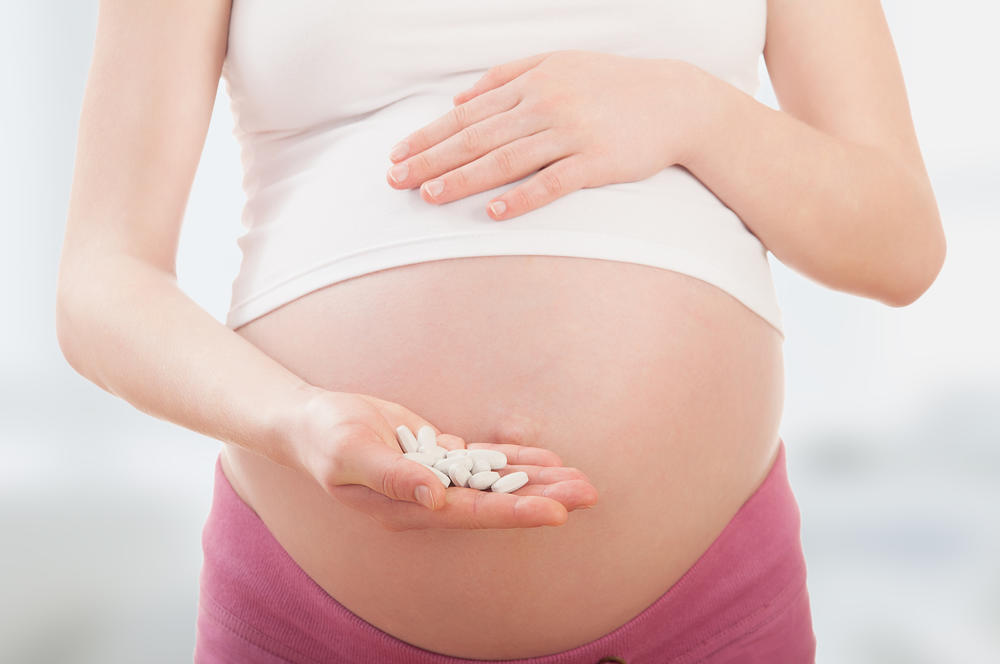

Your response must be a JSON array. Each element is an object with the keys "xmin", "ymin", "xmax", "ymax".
[{"xmin": 222, "ymin": 254, "xmax": 785, "ymax": 659}]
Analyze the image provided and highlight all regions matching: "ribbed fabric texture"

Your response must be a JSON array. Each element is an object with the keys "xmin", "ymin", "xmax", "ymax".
[
  {"xmin": 194, "ymin": 440, "xmax": 816, "ymax": 663},
  {"xmin": 219, "ymin": 0, "xmax": 785, "ymax": 336}
]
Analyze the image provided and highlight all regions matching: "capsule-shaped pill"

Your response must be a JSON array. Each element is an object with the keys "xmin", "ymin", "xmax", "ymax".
[
  {"xmin": 423, "ymin": 445, "xmax": 449, "ymax": 463},
  {"xmin": 416, "ymin": 425, "xmax": 438, "ymax": 451},
  {"xmin": 402, "ymin": 451, "xmax": 437, "ymax": 467},
  {"xmin": 445, "ymin": 449, "xmax": 470, "ymax": 458},
  {"xmin": 471, "ymin": 458, "xmax": 491, "ymax": 475},
  {"xmin": 467, "ymin": 470, "xmax": 500, "ymax": 491},
  {"xmin": 490, "ymin": 471, "xmax": 529, "ymax": 494},
  {"xmin": 467, "ymin": 449, "xmax": 507, "ymax": 470},
  {"xmin": 433, "ymin": 455, "xmax": 474, "ymax": 474},
  {"xmin": 396, "ymin": 425, "xmax": 420, "ymax": 454},
  {"xmin": 448, "ymin": 464, "xmax": 471, "ymax": 488},
  {"xmin": 428, "ymin": 466, "xmax": 451, "ymax": 487}
]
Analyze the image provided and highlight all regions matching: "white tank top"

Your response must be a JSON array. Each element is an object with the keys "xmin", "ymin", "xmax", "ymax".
[{"xmin": 220, "ymin": 0, "xmax": 784, "ymax": 337}]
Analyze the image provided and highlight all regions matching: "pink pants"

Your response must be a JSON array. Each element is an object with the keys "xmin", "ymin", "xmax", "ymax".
[{"xmin": 194, "ymin": 439, "xmax": 816, "ymax": 663}]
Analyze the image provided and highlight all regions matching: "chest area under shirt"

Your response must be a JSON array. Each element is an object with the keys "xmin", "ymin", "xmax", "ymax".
[{"xmin": 222, "ymin": 0, "xmax": 766, "ymax": 134}]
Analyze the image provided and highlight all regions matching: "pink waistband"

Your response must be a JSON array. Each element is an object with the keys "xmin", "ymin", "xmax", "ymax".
[{"xmin": 196, "ymin": 439, "xmax": 815, "ymax": 663}]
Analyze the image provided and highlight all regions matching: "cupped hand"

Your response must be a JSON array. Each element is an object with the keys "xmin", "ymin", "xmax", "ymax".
[
  {"xmin": 385, "ymin": 49, "xmax": 703, "ymax": 219},
  {"xmin": 290, "ymin": 389, "xmax": 599, "ymax": 531}
]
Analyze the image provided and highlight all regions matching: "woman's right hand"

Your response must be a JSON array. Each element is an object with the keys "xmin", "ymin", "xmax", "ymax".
[{"xmin": 287, "ymin": 389, "xmax": 599, "ymax": 531}]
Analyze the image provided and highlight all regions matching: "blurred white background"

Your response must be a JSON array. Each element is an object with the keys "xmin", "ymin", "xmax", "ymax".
[{"xmin": 2, "ymin": 1, "xmax": 997, "ymax": 662}]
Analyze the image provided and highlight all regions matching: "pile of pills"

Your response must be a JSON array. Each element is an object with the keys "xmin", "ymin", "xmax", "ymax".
[{"xmin": 395, "ymin": 424, "xmax": 529, "ymax": 494}]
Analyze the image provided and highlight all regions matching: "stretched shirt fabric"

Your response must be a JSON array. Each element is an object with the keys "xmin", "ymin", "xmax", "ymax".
[{"xmin": 220, "ymin": 0, "xmax": 784, "ymax": 336}]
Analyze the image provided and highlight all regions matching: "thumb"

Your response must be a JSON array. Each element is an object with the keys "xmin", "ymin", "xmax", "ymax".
[{"xmin": 335, "ymin": 436, "xmax": 446, "ymax": 510}]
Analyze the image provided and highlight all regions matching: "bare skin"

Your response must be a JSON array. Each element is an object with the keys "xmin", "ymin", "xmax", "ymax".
[
  {"xmin": 223, "ymin": 256, "xmax": 786, "ymax": 657},
  {"xmin": 57, "ymin": 0, "xmax": 942, "ymax": 658}
]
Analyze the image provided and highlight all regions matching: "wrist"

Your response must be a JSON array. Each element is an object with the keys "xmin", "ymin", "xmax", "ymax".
[
  {"xmin": 269, "ymin": 380, "xmax": 328, "ymax": 473},
  {"xmin": 665, "ymin": 58, "xmax": 733, "ymax": 171}
]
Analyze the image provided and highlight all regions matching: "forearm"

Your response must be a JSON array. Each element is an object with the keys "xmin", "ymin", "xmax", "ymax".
[
  {"xmin": 56, "ymin": 252, "xmax": 319, "ymax": 470},
  {"xmin": 677, "ymin": 63, "xmax": 945, "ymax": 306}
]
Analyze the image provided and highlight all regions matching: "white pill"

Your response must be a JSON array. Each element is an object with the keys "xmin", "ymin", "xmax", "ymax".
[
  {"xmin": 416, "ymin": 425, "xmax": 438, "ymax": 451},
  {"xmin": 490, "ymin": 471, "xmax": 529, "ymax": 494},
  {"xmin": 467, "ymin": 471, "xmax": 500, "ymax": 490},
  {"xmin": 433, "ymin": 456, "xmax": 474, "ymax": 474},
  {"xmin": 448, "ymin": 464, "xmax": 472, "ymax": 488},
  {"xmin": 395, "ymin": 425, "xmax": 420, "ymax": 454},
  {"xmin": 467, "ymin": 449, "xmax": 507, "ymax": 470},
  {"xmin": 423, "ymin": 445, "xmax": 448, "ymax": 462},
  {"xmin": 428, "ymin": 466, "xmax": 451, "ymax": 487},
  {"xmin": 402, "ymin": 451, "xmax": 438, "ymax": 467},
  {"xmin": 445, "ymin": 448, "xmax": 470, "ymax": 458},
  {"xmin": 471, "ymin": 458, "xmax": 491, "ymax": 475}
]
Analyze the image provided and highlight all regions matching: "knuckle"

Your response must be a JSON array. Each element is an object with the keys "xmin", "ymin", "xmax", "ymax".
[
  {"xmin": 520, "ymin": 66, "xmax": 548, "ymax": 89},
  {"xmin": 492, "ymin": 145, "xmax": 519, "ymax": 178},
  {"xmin": 470, "ymin": 492, "xmax": 488, "ymax": 530},
  {"xmin": 411, "ymin": 151, "xmax": 433, "ymax": 179},
  {"xmin": 450, "ymin": 167, "xmax": 470, "ymax": 191},
  {"xmin": 521, "ymin": 93, "xmax": 553, "ymax": 117},
  {"xmin": 511, "ymin": 185, "xmax": 534, "ymax": 211},
  {"xmin": 450, "ymin": 102, "xmax": 472, "ymax": 130},
  {"xmin": 460, "ymin": 124, "xmax": 482, "ymax": 154},
  {"xmin": 530, "ymin": 91, "xmax": 575, "ymax": 124},
  {"xmin": 482, "ymin": 65, "xmax": 503, "ymax": 86},
  {"xmin": 539, "ymin": 166, "xmax": 565, "ymax": 197},
  {"xmin": 379, "ymin": 457, "xmax": 406, "ymax": 501}
]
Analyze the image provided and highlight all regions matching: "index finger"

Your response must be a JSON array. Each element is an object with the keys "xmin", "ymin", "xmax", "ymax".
[
  {"xmin": 466, "ymin": 442, "xmax": 563, "ymax": 466},
  {"xmin": 387, "ymin": 84, "xmax": 521, "ymax": 163}
]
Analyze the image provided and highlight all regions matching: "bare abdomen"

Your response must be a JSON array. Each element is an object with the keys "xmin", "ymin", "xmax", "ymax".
[{"xmin": 222, "ymin": 254, "xmax": 785, "ymax": 659}]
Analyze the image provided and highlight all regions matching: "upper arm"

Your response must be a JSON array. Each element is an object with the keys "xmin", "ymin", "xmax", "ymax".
[
  {"xmin": 762, "ymin": 0, "xmax": 929, "ymax": 179},
  {"xmin": 60, "ymin": 0, "xmax": 231, "ymax": 279}
]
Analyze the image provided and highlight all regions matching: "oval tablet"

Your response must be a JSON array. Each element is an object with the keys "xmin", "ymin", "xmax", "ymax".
[
  {"xmin": 467, "ymin": 449, "xmax": 507, "ymax": 470},
  {"xmin": 395, "ymin": 425, "xmax": 420, "ymax": 454},
  {"xmin": 423, "ymin": 445, "xmax": 448, "ymax": 462},
  {"xmin": 428, "ymin": 466, "xmax": 451, "ymax": 487},
  {"xmin": 490, "ymin": 471, "xmax": 529, "ymax": 494},
  {"xmin": 471, "ymin": 458, "xmax": 491, "ymax": 475},
  {"xmin": 445, "ymin": 449, "xmax": 470, "ymax": 458},
  {"xmin": 448, "ymin": 464, "xmax": 471, "ymax": 488},
  {"xmin": 416, "ymin": 425, "xmax": 438, "ymax": 451},
  {"xmin": 402, "ymin": 451, "xmax": 437, "ymax": 466},
  {"xmin": 467, "ymin": 471, "xmax": 500, "ymax": 491},
  {"xmin": 433, "ymin": 456, "xmax": 474, "ymax": 474}
]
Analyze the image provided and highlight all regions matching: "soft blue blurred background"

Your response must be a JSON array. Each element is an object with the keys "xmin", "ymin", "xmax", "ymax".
[{"xmin": 3, "ymin": 2, "xmax": 997, "ymax": 662}]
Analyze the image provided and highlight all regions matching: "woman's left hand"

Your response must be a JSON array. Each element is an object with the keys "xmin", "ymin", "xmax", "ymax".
[{"xmin": 385, "ymin": 50, "xmax": 705, "ymax": 220}]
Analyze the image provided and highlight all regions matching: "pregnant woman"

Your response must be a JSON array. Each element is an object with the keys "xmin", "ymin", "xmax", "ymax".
[{"xmin": 57, "ymin": 0, "xmax": 945, "ymax": 662}]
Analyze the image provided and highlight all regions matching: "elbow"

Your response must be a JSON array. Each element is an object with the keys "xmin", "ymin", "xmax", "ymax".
[
  {"xmin": 56, "ymin": 285, "xmax": 107, "ymax": 394},
  {"xmin": 55, "ymin": 281, "xmax": 83, "ymax": 375},
  {"xmin": 879, "ymin": 217, "xmax": 947, "ymax": 308},
  {"xmin": 55, "ymin": 256, "xmax": 91, "ymax": 377}
]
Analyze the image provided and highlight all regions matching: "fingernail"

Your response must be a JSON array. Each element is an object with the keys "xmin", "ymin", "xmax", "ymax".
[
  {"xmin": 489, "ymin": 200, "xmax": 506, "ymax": 217},
  {"xmin": 423, "ymin": 179, "xmax": 444, "ymax": 197},
  {"xmin": 389, "ymin": 163, "xmax": 408, "ymax": 183},
  {"xmin": 415, "ymin": 484, "xmax": 435, "ymax": 509},
  {"xmin": 389, "ymin": 141, "xmax": 409, "ymax": 160}
]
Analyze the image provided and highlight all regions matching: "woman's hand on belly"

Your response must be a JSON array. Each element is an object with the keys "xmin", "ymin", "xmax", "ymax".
[
  {"xmin": 385, "ymin": 49, "xmax": 701, "ymax": 220},
  {"xmin": 287, "ymin": 389, "xmax": 599, "ymax": 531}
]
